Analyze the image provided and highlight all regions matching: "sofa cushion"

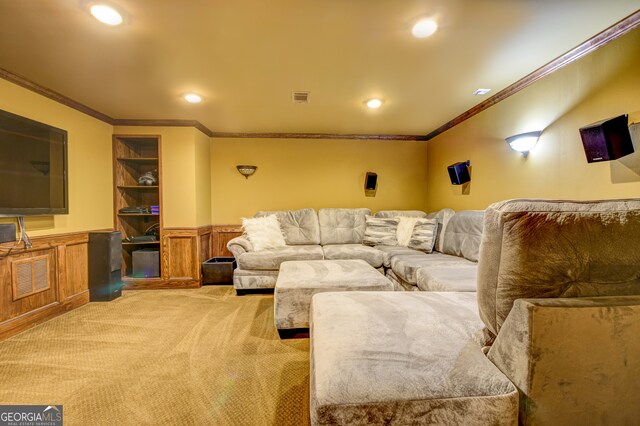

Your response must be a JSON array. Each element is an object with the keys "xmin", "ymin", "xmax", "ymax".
[
  {"xmin": 374, "ymin": 245, "xmax": 423, "ymax": 268},
  {"xmin": 319, "ymin": 208, "xmax": 371, "ymax": 245},
  {"xmin": 407, "ymin": 218, "xmax": 438, "ymax": 253},
  {"xmin": 237, "ymin": 245, "xmax": 323, "ymax": 270},
  {"xmin": 426, "ymin": 208, "xmax": 455, "ymax": 252},
  {"xmin": 374, "ymin": 210, "xmax": 427, "ymax": 218},
  {"xmin": 241, "ymin": 215, "xmax": 287, "ymax": 251},
  {"xmin": 310, "ymin": 291, "xmax": 518, "ymax": 426},
  {"xmin": 233, "ymin": 268, "xmax": 279, "ymax": 290},
  {"xmin": 488, "ymin": 296, "xmax": 640, "ymax": 425},
  {"xmin": 441, "ymin": 210, "xmax": 484, "ymax": 261},
  {"xmin": 255, "ymin": 208, "xmax": 320, "ymax": 245},
  {"xmin": 416, "ymin": 265, "xmax": 478, "ymax": 292},
  {"xmin": 478, "ymin": 198, "xmax": 640, "ymax": 336},
  {"xmin": 322, "ymin": 244, "xmax": 384, "ymax": 268},
  {"xmin": 391, "ymin": 253, "xmax": 474, "ymax": 284},
  {"xmin": 362, "ymin": 216, "xmax": 398, "ymax": 247}
]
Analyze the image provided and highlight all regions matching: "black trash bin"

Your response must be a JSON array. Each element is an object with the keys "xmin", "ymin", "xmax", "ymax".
[{"xmin": 202, "ymin": 257, "xmax": 237, "ymax": 284}]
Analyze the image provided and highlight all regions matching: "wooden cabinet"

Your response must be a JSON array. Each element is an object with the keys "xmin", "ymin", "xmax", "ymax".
[{"xmin": 112, "ymin": 135, "xmax": 163, "ymax": 285}]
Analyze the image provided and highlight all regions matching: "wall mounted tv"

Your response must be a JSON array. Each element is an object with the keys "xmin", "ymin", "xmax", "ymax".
[{"xmin": 0, "ymin": 109, "xmax": 68, "ymax": 216}]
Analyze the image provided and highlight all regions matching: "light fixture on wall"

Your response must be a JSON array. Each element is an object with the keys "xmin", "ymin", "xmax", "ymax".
[
  {"xmin": 236, "ymin": 165, "xmax": 257, "ymax": 179},
  {"xmin": 506, "ymin": 131, "xmax": 542, "ymax": 156}
]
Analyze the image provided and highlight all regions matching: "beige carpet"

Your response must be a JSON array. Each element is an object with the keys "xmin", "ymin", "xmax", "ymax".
[{"xmin": 0, "ymin": 286, "xmax": 310, "ymax": 425}]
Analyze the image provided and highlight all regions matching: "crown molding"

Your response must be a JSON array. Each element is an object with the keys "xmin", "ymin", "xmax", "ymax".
[
  {"xmin": 210, "ymin": 132, "xmax": 423, "ymax": 141},
  {"xmin": 423, "ymin": 9, "xmax": 640, "ymax": 141},
  {"xmin": 0, "ymin": 67, "xmax": 115, "ymax": 124},
  {"xmin": 112, "ymin": 119, "xmax": 214, "ymax": 137}
]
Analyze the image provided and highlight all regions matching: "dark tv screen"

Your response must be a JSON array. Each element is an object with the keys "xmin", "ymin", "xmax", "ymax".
[{"xmin": 0, "ymin": 109, "xmax": 68, "ymax": 215}]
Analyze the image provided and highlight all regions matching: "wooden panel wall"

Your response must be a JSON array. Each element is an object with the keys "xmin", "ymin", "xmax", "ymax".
[
  {"xmin": 149, "ymin": 225, "xmax": 212, "ymax": 289},
  {"xmin": 212, "ymin": 225, "xmax": 243, "ymax": 257},
  {"xmin": 0, "ymin": 232, "xmax": 90, "ymax": 340}
]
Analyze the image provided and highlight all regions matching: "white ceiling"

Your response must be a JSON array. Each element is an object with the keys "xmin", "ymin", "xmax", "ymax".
[{"xmin": 0, "ymin": 0, "xmax": 638, "ymax": 135}]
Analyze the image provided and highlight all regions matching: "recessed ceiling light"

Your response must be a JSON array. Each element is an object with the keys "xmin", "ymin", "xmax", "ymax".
[
  {"xmin": 473, "ymin": 88, "xmax": 492, "ymax": 95},
  {"xmin": 184, "ymin": 93, "xmax": 203, "ymax": 104},
  {"xmin": 90, "ymin": 4, "xmax": 123, "ymax": 26},
  {"xmin": 365, "ymin": 99, "xmax": 383, "ymax": 109},
  {"xmin": 412, "ymin": 19, "xmax": 438, "ymax": 38}
]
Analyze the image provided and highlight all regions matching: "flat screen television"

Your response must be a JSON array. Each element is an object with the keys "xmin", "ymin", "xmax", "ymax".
[{"xmin": 0, "ymin": 109, "xmax": 68, "ymax": 216}]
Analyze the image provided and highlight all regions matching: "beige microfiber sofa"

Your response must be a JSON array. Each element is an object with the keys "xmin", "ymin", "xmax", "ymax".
[
  {"xmin": 310, "ymin": 198, "xmax": 640, "ymax": 425},
  {"xmin": 226, "ymin": 207, "xmax": 482, "ymax": 294}
]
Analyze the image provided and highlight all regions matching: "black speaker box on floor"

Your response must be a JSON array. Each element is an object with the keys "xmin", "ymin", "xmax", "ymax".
[
  {"xmin": 88, "ymin": 231, "xmax": 122, "ymax": 301},
  {"xmin": 447, "ymin": 161, "xmax": 471, "ymax": 185},
  {"xmin": 579, "ymin": 114, "xmax": 634, "ymax": 163}
]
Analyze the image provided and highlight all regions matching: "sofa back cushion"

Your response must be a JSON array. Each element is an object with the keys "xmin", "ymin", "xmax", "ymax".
[
  {"xmin": 374, "ymin": 210, "xmax": 427, "ymax": 218},
  {"xmin": 441, "ymin": 210, "xmax": 484, "ymax": 262},
  {"xmin": 426, "ymin": 208, "xmax": 455, "ymax": 252},
  {"xmin": 477, "ymin": 198, "xmax": 640, "ymax": 336},
  {"xmin": 319, "ymin": 208, "xmax": 371, "ymax": 245},
  {"xmin": 255, "ymin": 208, "xmax": 320, "ymax": 245}
]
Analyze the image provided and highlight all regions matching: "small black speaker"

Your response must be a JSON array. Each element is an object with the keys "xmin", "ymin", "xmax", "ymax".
[
  {"xmin": 447, "ymin": 161, "xmax": 471, "ymax": 185},
  {"xmin": 364, "ymin": 172, "xmax": 378, "ymax": 190},
  {"xmin": 88, "ymin": 231, "xmax": 122, "ymax": 301},
  {"xmin": 579, "ymin": 114, "xmax": 634, "ymax": 163}
]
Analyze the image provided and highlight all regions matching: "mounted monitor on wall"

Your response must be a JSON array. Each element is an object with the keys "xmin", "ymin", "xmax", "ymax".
[
  {"xmin": 579, "ymin": 114, "xmax": 634, "ymax": 163},
  {"xmin": 0, "ymin": 109, "xmax": 68, "ymax": 216},
  {"xmin": 447, "ymin": 161, "xmax": 471, "ymax": 185}
]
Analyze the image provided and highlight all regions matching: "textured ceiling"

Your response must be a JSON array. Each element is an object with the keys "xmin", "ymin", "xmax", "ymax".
[{"xmin": 0, "ymin": 0, "xmax": 638, "ymax": 135}]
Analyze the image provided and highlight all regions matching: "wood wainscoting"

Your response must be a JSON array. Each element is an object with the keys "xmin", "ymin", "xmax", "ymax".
[
  {"xmin": 122, "ymin": 226, "xmax": 213, "ymax": 290},
  {"xmin": 0, "ymin": 232, "xmax": 90, "ymax": 340},
  {"xmin": 211, "ymin": 225, "xmax": 242, "ymax": 257}
]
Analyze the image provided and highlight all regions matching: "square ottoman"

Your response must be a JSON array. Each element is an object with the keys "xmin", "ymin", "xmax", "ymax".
[{"xmin": 274, "ymin": 259, "xmax": 393, "ymax": 330}]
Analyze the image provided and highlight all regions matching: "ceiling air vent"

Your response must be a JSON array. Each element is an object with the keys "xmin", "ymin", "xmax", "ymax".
[{"xmin": 292, "ymin": 91, "xmax": 310, "ymax": 104}]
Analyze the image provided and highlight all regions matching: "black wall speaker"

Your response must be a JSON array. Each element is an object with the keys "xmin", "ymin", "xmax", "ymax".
[
  {"xmin": 579, "ymin": 114, "xmax": 634, "ymax": 163},
  {"xmin": 88, "ymin": 231, "xmax": 122, "ymax": 302},
  {"xmin": 364, "ymin": 172, "xmax": 378, "ymax": 196},
  {"xmin": 447, "ymin": 161, "xmax": 471, "ymax": 185},
  {"xmin": 365, "ymin": 172, "xmax": 378, "ymax": 190}
]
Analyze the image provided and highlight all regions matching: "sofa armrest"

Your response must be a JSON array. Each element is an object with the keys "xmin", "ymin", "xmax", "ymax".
[
  {"xmin": 487, "ymin": 295, "xmax": 640, "ymax": 425},
  {"xmin": 227, "ymin": 236, "xmax": 253, "ymax": 259}
]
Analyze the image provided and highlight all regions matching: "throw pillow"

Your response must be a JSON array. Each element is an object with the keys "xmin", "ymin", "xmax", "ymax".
[
  {"xmin": 408, "ymin": 218, "xmax": 438, "ymax": 252},
  {"xmin": 396, "ymin": 216, "xmax": 420, "ymax": 247},
  {"xmin": 241, "ymin": 215, "xmax": 287, "ymax": 251},
  {"xmin": 362, "ymin": 216, "xmax": 399, "ymax": 246}
]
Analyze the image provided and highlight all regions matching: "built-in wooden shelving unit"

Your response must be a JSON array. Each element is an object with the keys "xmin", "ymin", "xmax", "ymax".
[{"xmin": 112, "ymin": 135, "xmax": 163, "ymax": 285}]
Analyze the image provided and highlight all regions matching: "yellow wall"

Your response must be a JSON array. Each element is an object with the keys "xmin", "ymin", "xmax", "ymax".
[
  {"xmin": 0, "ymin": 80, "xmax": 113, "ymax": 236},
  {"xmin": 210, "ymin": 138, "xmax": 428, "ymax": 224},
  {"xmin": 426, "ymin": 27, "xmax": 640, "ymax": 212},
  {"xmin": 195, "ymin": 129, "xmax": 212, "ymax": 227}
]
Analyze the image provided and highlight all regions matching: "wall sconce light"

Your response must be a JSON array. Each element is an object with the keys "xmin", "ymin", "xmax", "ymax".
[
  {"xmin": 236, "ymin": 165, "xmax": 257, "ymax": 179},
  {"xmin": 506, "ymin": 131, "xmax": 542, "ymax": 156}
]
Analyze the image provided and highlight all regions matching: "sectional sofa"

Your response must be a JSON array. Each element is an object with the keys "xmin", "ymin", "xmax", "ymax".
[
  {"xmin": 310, "ymin": 199, "xmax": 640, "ymax": 425},
  {"xmin": 226, "ymin": 207, "xmax": 483, "ymax": 294}
]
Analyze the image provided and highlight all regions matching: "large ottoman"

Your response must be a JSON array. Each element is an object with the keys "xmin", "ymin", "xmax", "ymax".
[{"xmin": 274, "ymin": 259, "xmax": 393, "ymax": 330}]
